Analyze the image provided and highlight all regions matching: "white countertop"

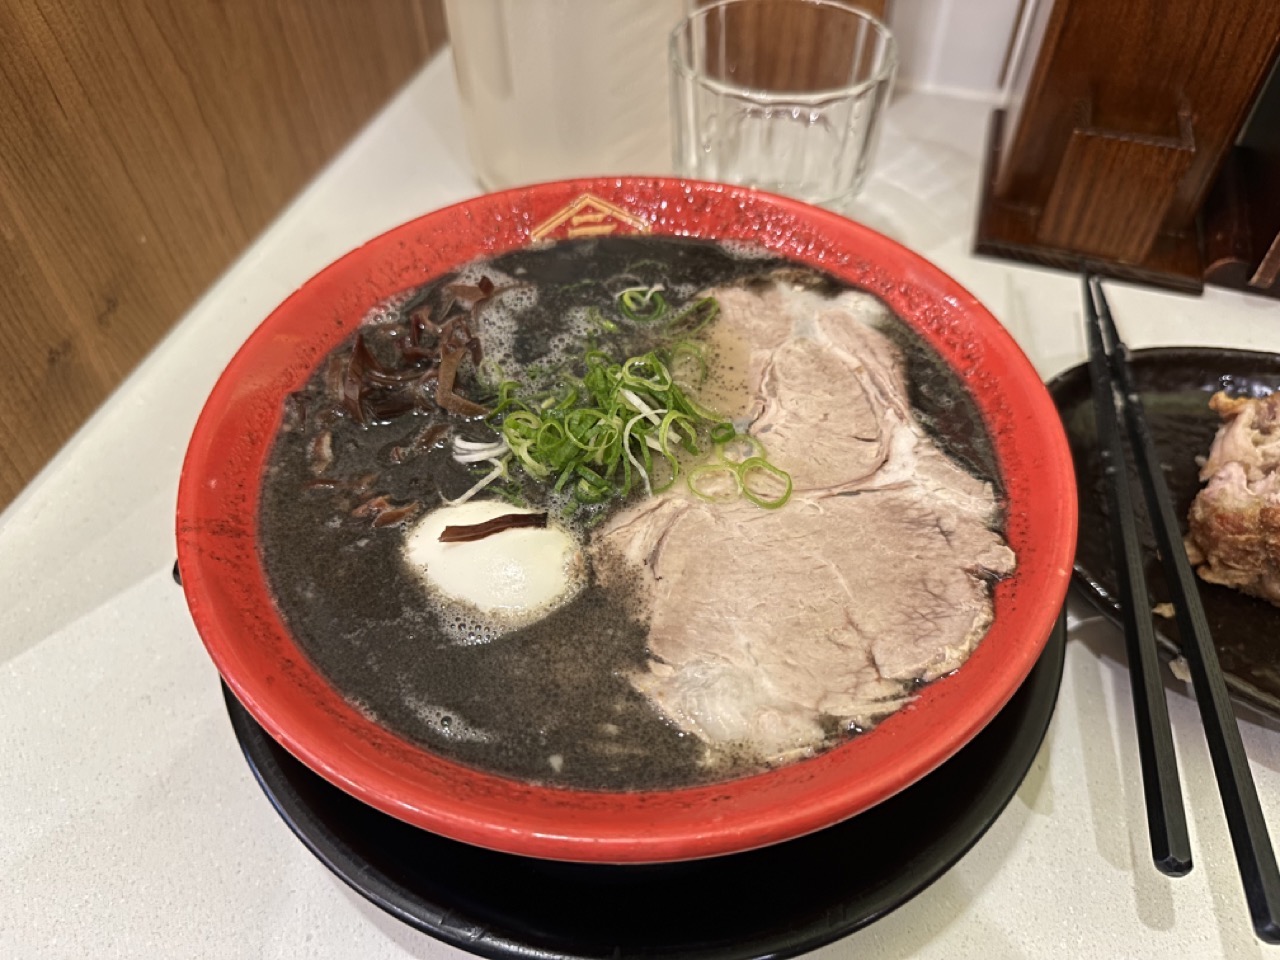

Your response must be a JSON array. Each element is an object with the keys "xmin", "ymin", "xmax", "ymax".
[{"xmin": 3, "ymin": 51, "xmax": 1280, "ymax": 959}]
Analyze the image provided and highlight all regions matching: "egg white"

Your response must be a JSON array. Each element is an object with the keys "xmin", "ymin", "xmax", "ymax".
[{"xmin": 403, "ymin": 500, "xmax": 585, "ymax": 627}]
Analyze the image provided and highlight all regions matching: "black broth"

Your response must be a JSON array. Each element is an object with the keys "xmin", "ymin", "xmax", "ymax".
[{"xmin": 257, "ymin": 237, "xmax": 999, "ymax": 791}]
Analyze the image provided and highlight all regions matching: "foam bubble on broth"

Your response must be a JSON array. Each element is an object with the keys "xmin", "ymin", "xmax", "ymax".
[
  {"xmin": 721, "ymin": 240, "xmax": 780, "ymax": 261},
  {"xmin": 401, "ymin": 692, "xmax": 493, "ymax": 743},
  {"xmin": 360, "ymin": 290, "xmax": 414, "ymax": 327},
  {"xmin": 466, "ymin": 282, "xmax": 538, "ymax": 376}
]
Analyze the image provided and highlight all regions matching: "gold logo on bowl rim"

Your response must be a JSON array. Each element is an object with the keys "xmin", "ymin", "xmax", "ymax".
[{"xmin": 530, "ymin": 194, "xmax": 651, "ymax": 241}]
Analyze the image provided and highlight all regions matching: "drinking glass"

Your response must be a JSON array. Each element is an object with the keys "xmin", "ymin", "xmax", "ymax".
[{"xmin": 670, "ymin": 0, "xmax": 897, "ymax": 207}]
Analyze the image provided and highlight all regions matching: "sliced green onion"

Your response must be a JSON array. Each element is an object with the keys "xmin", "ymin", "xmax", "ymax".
[
  {"xmin": 667, "ymin": 297, "xmax": 719, "ymax": 337},
  {"xmin": 553, "ymin": 462, "xmax": 576, "ymax": 494},
  {"xmin": 710, "ymin": 422, "xmax": 736, "ymax": 444},
  {"xmin": 688, "ymin": 463, "xmax": 742, "ymax": 503},
  {"xmin": 618, "ymin": 285, "xmax": 668, "ymax": 323},
  {"xmin": 668, "ymin": 340, "xmax": 709, "ymax": 388},
  {"xmin": 621, "ymin": 354, "xmax": 673, "ymax": 392},
  {"xmin": 717, "ymin": 435, "xmax": 765, "ymax": 465},
  {"xmin": 670, "ymin": 412, "xmax": 700, "ymax": 454},
  {"xmin": 649, "ymin": 448, "xmax": 680, "ymax": 494},
  {"xmin": 479, "ymin": 294, "xmax": 790, "ymax": 512},
  {"xmin": 585, "ymin": 306, "xmax": 619, "ymax": 333},
  {"xmin": 739, "ymin": 456, "xmax": 793, "ymax": 509}
]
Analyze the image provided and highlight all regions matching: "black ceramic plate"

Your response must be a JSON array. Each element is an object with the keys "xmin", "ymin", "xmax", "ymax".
[
  {"xmin": 223, "ymin": 613, "xmax": 1065, "ymax": 960},
  {"xmin": 1049, "ymin": 347, "xmax": 1280, "ymax": 717}
]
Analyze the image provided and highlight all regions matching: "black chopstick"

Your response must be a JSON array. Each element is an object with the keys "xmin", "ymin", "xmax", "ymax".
[
  {"xmin": 1088, "ymin": 274, "xmax": 1280, "ymax": 943},
  {"xmin": 1082, "ymin": 275, "xmax": 1192, "ymax": 877}
]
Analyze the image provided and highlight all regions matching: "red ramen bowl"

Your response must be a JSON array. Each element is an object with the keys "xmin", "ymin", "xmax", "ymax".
[{"xmin": 177, "ymin": 178, "xmax": 1076, "ymax": 863}]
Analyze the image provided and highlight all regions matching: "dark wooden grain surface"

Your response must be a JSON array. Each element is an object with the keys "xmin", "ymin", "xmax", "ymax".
[
  {"xmin": 978, "ymin": 0, "xmax": 1280, "ymax": 289},
  {"xmin": 974, "ymin": 109, "xmax": 1204, "ymax": 293},
  {"xmin": 1036, "ymin": 115, "xmax": 1194, "ymax": 263},
  {"xmin": 0, "ymin": 0, "xmax": 446, "ymax": 512},
  {"xmin": 996, "ymin": 0, "xmax": 1280, "ymax": 231}
]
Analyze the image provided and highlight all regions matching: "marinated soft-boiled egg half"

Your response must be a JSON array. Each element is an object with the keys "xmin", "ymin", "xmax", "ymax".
[{"xmin": 404, "ymin": 500, "xmax": 584, "ymax": 629}]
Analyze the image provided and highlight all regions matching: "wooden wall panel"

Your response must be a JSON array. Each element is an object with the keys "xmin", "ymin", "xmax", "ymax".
[
  {"xmin": 0, "ymin": 0, "xmax": 446, "ymax": 511},
  {"xmin": 694, "ymin": 0, "xmax": 891, "ymax": 93}
]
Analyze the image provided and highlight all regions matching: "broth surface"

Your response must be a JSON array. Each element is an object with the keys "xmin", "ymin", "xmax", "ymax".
[{"xmin": 258, "ymin": 237, "xmax": 1000, "ymax": 790}]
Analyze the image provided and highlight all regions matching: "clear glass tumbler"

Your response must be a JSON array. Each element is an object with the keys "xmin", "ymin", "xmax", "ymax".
[{"xmin": 670, "ymin": 0, "xmax": 897, "ymax": 207}]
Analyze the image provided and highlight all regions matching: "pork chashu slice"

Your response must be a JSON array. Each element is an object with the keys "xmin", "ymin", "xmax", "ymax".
[{"xmin": 593, "ymin": 280, "xmax": 1014, "ymax": 765}]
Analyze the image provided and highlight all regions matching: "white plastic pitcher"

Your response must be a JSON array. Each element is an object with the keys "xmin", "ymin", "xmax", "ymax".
[{"xmin": 444, "ymin": 0, "xmax": 685, "ymax": 189}]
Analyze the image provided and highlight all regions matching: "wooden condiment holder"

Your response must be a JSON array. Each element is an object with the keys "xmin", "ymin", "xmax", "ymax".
[{"xmin": 975, "ymin": 0, "xmax": 1280, "ymax": 298}]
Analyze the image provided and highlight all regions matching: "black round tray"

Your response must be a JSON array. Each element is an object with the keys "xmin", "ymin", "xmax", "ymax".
[{"xmin": 224, "ymin": 613, "xmax": 1065, "ymax": 960}]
